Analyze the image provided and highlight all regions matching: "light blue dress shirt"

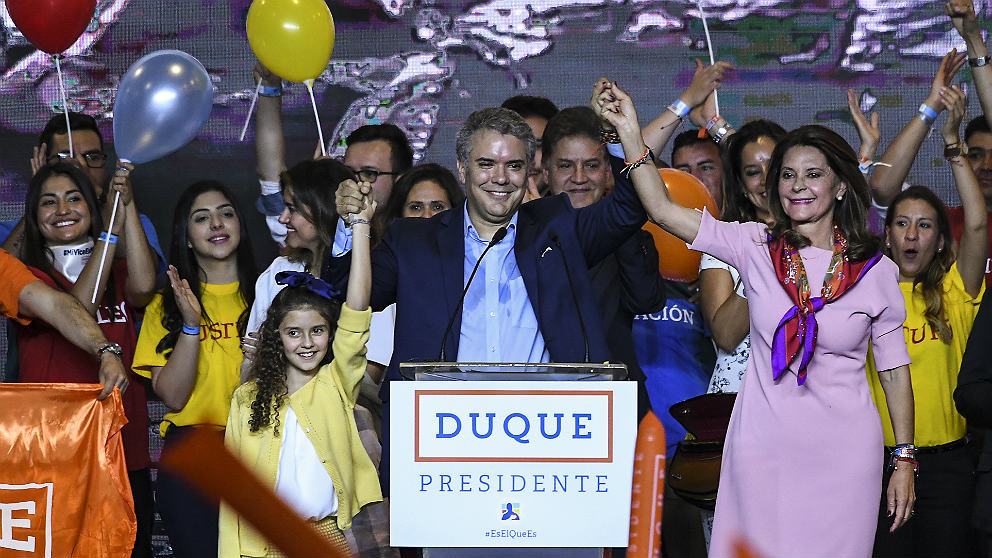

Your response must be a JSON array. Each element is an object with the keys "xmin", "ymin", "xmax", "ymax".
[
  {"xmin": 457, "ymin": 206, "xmax": 549, "ymax": 363},
  {"xmin": 330, "ymin": 207, "xmax": 549, "ymax": 362}
]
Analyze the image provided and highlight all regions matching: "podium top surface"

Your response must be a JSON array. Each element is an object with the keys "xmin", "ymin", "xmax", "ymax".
[{"xmin": 397, "ymin": 362, "xmax": 627, "ymax": 381}]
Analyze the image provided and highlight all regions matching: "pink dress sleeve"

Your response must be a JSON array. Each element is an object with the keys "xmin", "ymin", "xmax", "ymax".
[
  {"xmin": 688, "ymin": 210, "xmax": 766, "ymax": 275},
  {"xmin": 869, "ymin": 258, "xmax": 911, "ymax": 371}
]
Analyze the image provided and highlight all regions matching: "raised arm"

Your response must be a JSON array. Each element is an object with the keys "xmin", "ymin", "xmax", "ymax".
[
  {"xmin": 598, "ymin": 82, "xmax": 702, "ymax": 244},
  {"xmin": 346, "ymin": 196, "xmax": 376, "ymax": 312},
  {"xmin": 624, "ymin": 59, "xmax": 734, "ymax": 156},
  {"xmin": 149, "ymin": 266, "xmax": 203, "ymax": 410},
  {"xmin": 847, "ymin": 88, "xmax": 881, "ymax": 166},
  {"xmin": 870, "ymin": 50, "xmax": 967, "ymax": 207},
  {"xmin": 947, "ymin": 0, "xmax": 992, "ymax": 125},
  {"xmin": 18, "ymin": 280, "xmax": 127, "ymax": 400},
  {"xmin": 942, "ymin": 86, "xmax": 989, "ymax": 295},
  {"xmin": 70, "ymin": 184, "xmax": 128, "ymax": 315},
  {"xmin": 255, "ymin": 63, "xmax": 286, "ymax": 184},
  {"xmin": 253, "ymin": 63, "xmax": 289, "ymax": 245},
  {"xmin": 114, "ymin": 163, "xmax": 157, "ymax": 307}
]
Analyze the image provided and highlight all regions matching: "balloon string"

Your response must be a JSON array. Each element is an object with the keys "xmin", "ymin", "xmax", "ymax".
[
  {"xmin": 305, "ymin": 80, "xmax": 326, "ymax": 157},
  {"xmin": 697, "ymin": 0, "xmax": 720, "ymax": 117},
  {"xmin": 92, "ymin": 189, "xmax": 121, "ymax": 304},
  {"xmin": 54, "ymin": 55, "xmax": 74, "ymax": 157},
  {"xmin": 239, "ymin": 80, "xmax": 262, "ymax": 142}
]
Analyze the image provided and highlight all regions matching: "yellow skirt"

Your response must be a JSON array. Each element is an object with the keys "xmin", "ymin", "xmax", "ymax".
[{"xmin": 263, "ymin": 515, "xmax": 351, "ymax": 557}]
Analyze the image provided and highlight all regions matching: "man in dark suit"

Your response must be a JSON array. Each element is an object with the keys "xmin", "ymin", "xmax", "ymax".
[
  {"xmin": 956, "ymin": 293, "xmax": 992, "ymax": 558},
  {"xmin": 326, "ymin": 106, "xmax": 648, "ymax": 491}
]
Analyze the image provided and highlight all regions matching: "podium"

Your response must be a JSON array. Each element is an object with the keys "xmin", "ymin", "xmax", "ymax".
[{"xmin": 390, "ymin": 363, "xmax": 635, "ymax": 558}]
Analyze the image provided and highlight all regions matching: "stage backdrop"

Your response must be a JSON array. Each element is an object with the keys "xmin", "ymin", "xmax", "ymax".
[{"xmin": 0, "ymin": 1, "xmax": 989, "ymax": 350}]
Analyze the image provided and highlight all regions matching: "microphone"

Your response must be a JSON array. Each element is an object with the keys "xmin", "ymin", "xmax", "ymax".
[
  {"xmin": 439, "ymin": 226, "xmax": 508, "ymax": 360},
  {"xmin": 550, "ymin": 232, "xmax": 591, "ymax": 363}
]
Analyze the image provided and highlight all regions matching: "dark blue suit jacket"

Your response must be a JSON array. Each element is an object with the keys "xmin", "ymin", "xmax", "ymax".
[{"xmin": 321, "ymin": 156, "xmax": 647, "ymax": 389}]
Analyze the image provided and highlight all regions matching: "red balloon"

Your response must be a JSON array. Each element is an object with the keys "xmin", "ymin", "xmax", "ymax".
[
  {"xmin": 7, "ymin": 0, "xmax": 96, "ymax": 54},
  {"xmin": 643, "ymin": 168, "xmax": 719, "ymax": 283}
]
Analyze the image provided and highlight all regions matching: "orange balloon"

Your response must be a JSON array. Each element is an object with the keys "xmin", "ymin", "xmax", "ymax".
[{"xmin": 643, "ymin": 169, "xmax": 719, "ymax": 282}]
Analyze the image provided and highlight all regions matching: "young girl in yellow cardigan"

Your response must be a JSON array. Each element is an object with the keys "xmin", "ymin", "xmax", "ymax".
[{"xmin": 219, "ymin": 199, "xmax": 380, "ymax": 557}]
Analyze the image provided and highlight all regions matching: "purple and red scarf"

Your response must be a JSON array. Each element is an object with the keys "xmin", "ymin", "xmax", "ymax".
[{"xmin": 768, "ymin": 228, "xmax": 882, "ymax": 385}]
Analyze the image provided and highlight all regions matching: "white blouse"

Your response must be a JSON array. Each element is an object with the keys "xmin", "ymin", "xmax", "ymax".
[{"xmin": 273, "ymin": 406, "xmax": 338, "ymax": 520}]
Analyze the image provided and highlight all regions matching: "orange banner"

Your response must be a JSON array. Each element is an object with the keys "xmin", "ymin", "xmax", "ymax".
[{"xmin": 0, "ymin": 384, "xmax": 135, "ymax": 558}]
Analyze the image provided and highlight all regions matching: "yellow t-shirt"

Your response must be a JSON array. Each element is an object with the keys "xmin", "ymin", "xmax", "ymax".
[
  {"xmin": 868, "ymin": 262, "xmax": 984, "ymax": 446},
  {"xmin": 133, "ymin": 282, "xmax": 247, "ymax": 436}
]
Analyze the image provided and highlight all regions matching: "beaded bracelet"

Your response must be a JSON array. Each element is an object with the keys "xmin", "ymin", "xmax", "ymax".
[
  {"xmin": 182, "ymin": 324, "xmax": 200, "ymax": 336},
  {"xmin": 600, "ymin": 128, "xmax": 621, "ymax": 144},
  {"xmin": 621, "ymin": 146, "xmax": 653, "ymax": 177},
  {"xmin": 98, "ymin": 232, "xmax": 118, "ymax": 244},
  {"xmin": 350, "ymin": 218, "xmax": 371, "ymax": 227},
  {"xmin": 918, "ymin": 103, "xmax": 938, "ymax": 126},
  {"xmin": 891, "ymin": 455, "xmax": 919, "ymax": 474}
]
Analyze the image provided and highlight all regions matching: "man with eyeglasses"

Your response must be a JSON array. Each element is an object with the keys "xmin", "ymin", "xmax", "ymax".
[
  {"xmin": 0, "ymin": 112, "xmax": 166, "ymax": 269},
  {"xmin": 253, "ymin": 63, "xmax": 414, "ymax": 246}
]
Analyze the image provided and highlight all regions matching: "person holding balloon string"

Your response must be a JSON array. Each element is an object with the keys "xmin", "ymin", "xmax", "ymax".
[
  {"xmin": 252, "ymin": 61, "xmax": 413, "ymax": 248},
  {"xmin": 596, "ymin": 81, "xmax": 916, "ymax": 557},
  {"xmin": 0, "ymin": 112, "xmax": 166, "ymax": 275},
  {"xmin": 132, "ymin": 181, "xmax": 258, "ymax": 558},
  {"xmin": 13, "ymin": 161, "xmax": 158, "ymax": 558}
]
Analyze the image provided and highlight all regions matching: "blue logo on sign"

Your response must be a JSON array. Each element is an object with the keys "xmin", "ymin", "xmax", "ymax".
[{"xmin": 501, "ymin": 502, "xmax": 520, "ymax": 520}]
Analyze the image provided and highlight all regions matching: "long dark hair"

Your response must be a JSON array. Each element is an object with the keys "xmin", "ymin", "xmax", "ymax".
[
  {"xmin": 720, "ymin": 119, "xmax": 787, "ymax": 223},
  {"xmin": 885, "ymin": 186, "xmax": 955, "ymax": 342},
  {"xmin": 382, "ymin": 163, "xmax": 464, "ymax": 226},
  {"xmin": 280, "ymin": 158, "xmax": 354, "ymax": 270},
  {"xmin": 766, "ymin": 125, "xmax": 882, "ymax": 262},
  {"xmin": 22, "ymin": 163, "xmax": 119, "ymax": 309},
  {"xmin": 247, "ymin": 286, "xmax": 341, "ymax": 435},
  {"xmin": 156, "ymin": 181, "xmax": 257, "ymax": 356}
]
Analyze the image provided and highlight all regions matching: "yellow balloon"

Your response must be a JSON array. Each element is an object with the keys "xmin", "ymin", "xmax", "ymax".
[{"xmin": 247, "ymin": 0, "xmax": 335, "ymax": 83}]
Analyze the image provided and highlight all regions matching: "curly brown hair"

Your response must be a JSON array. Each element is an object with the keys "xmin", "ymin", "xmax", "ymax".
[{"xmin": 247, "ymin": 286, "xmax": 341, "ymax": 436}]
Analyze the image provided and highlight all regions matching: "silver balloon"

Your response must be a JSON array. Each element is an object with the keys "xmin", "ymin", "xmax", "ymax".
[{"xmin": 112, "ymin": 50, "xmax": 213, "ymax": 164}]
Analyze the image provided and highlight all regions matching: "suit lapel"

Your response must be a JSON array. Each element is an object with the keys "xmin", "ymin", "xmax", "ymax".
[{"xmin": 438, "ymin": 208, "xmax": 466, "ymax": 359}]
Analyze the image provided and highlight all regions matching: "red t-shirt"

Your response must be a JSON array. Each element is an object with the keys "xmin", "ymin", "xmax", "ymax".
[
  {"xmin": 947, "ymin": 206, "xmax": 992, "ymax": 287},
  {"xmin": 16, "ymin": 259, "xmax": 150, "ymax": 471}
]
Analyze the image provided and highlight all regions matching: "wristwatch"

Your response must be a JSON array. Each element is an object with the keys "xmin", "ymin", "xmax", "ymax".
[
  {"xmin": 97, "ymin": 342, "xmax": 124, "ymax": 360},
  {"xmin": 944, "ymin": 142, "xmax": 964, "ymax": 159},
  {"xmin": 970, "ymin": 56, "xmax": 991, "ymax": 68}
]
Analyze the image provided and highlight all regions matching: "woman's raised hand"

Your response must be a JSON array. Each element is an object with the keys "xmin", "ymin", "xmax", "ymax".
[
  {"xmin": 847, "ymin": 88, "xmax": 880, "ymax": 161},
  {"xmin": 683, "ymin": 59, "xmax": 734, "ymax": 109},
  {"xmin": 167, "ymin": 265, "xmax": 202, "ymax": 331},
  {"xmin": 927, "ymin": 49, "xmax": 967, "ymax": 111},
  {"xmin": 355, "ymin": 194, "xmax": 377, "ymax": 223},
  {"xmin": 598, "ymin": 82, "xmax": 640, "ymax": 136},
  {"xmin": 940, "ymin": 84, "xmax": 968, "ymax": 145}
]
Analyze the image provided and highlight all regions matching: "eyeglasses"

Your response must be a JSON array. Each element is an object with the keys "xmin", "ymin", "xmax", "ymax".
[
  {"xmin": 345, "ymin": 166, "xmax": 400, "ymax": 184},
  {"xmin": 47, "ymin": 151, "xmax": 108, "ymax": 168}
]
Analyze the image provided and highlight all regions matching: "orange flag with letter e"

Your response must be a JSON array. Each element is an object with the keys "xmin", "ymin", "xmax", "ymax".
[{"xmin": 0, "ymin": 384, "xmax": 136, "ymax": 558}]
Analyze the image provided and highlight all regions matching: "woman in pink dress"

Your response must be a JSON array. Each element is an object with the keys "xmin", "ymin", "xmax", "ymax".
[{"xmin": 597, "ymin": 83, "xmax": 917, "ymax": 557}]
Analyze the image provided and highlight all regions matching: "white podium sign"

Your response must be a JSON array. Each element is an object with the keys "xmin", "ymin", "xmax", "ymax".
[{"xmin": 390, "ymin": 381, "xmax": 637, "ymax": 547}]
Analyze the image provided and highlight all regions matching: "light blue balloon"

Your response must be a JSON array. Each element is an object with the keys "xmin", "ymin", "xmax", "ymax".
[{"xmin": 112, "ymin": 50, "xmax": 213, "ymax": 164}]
